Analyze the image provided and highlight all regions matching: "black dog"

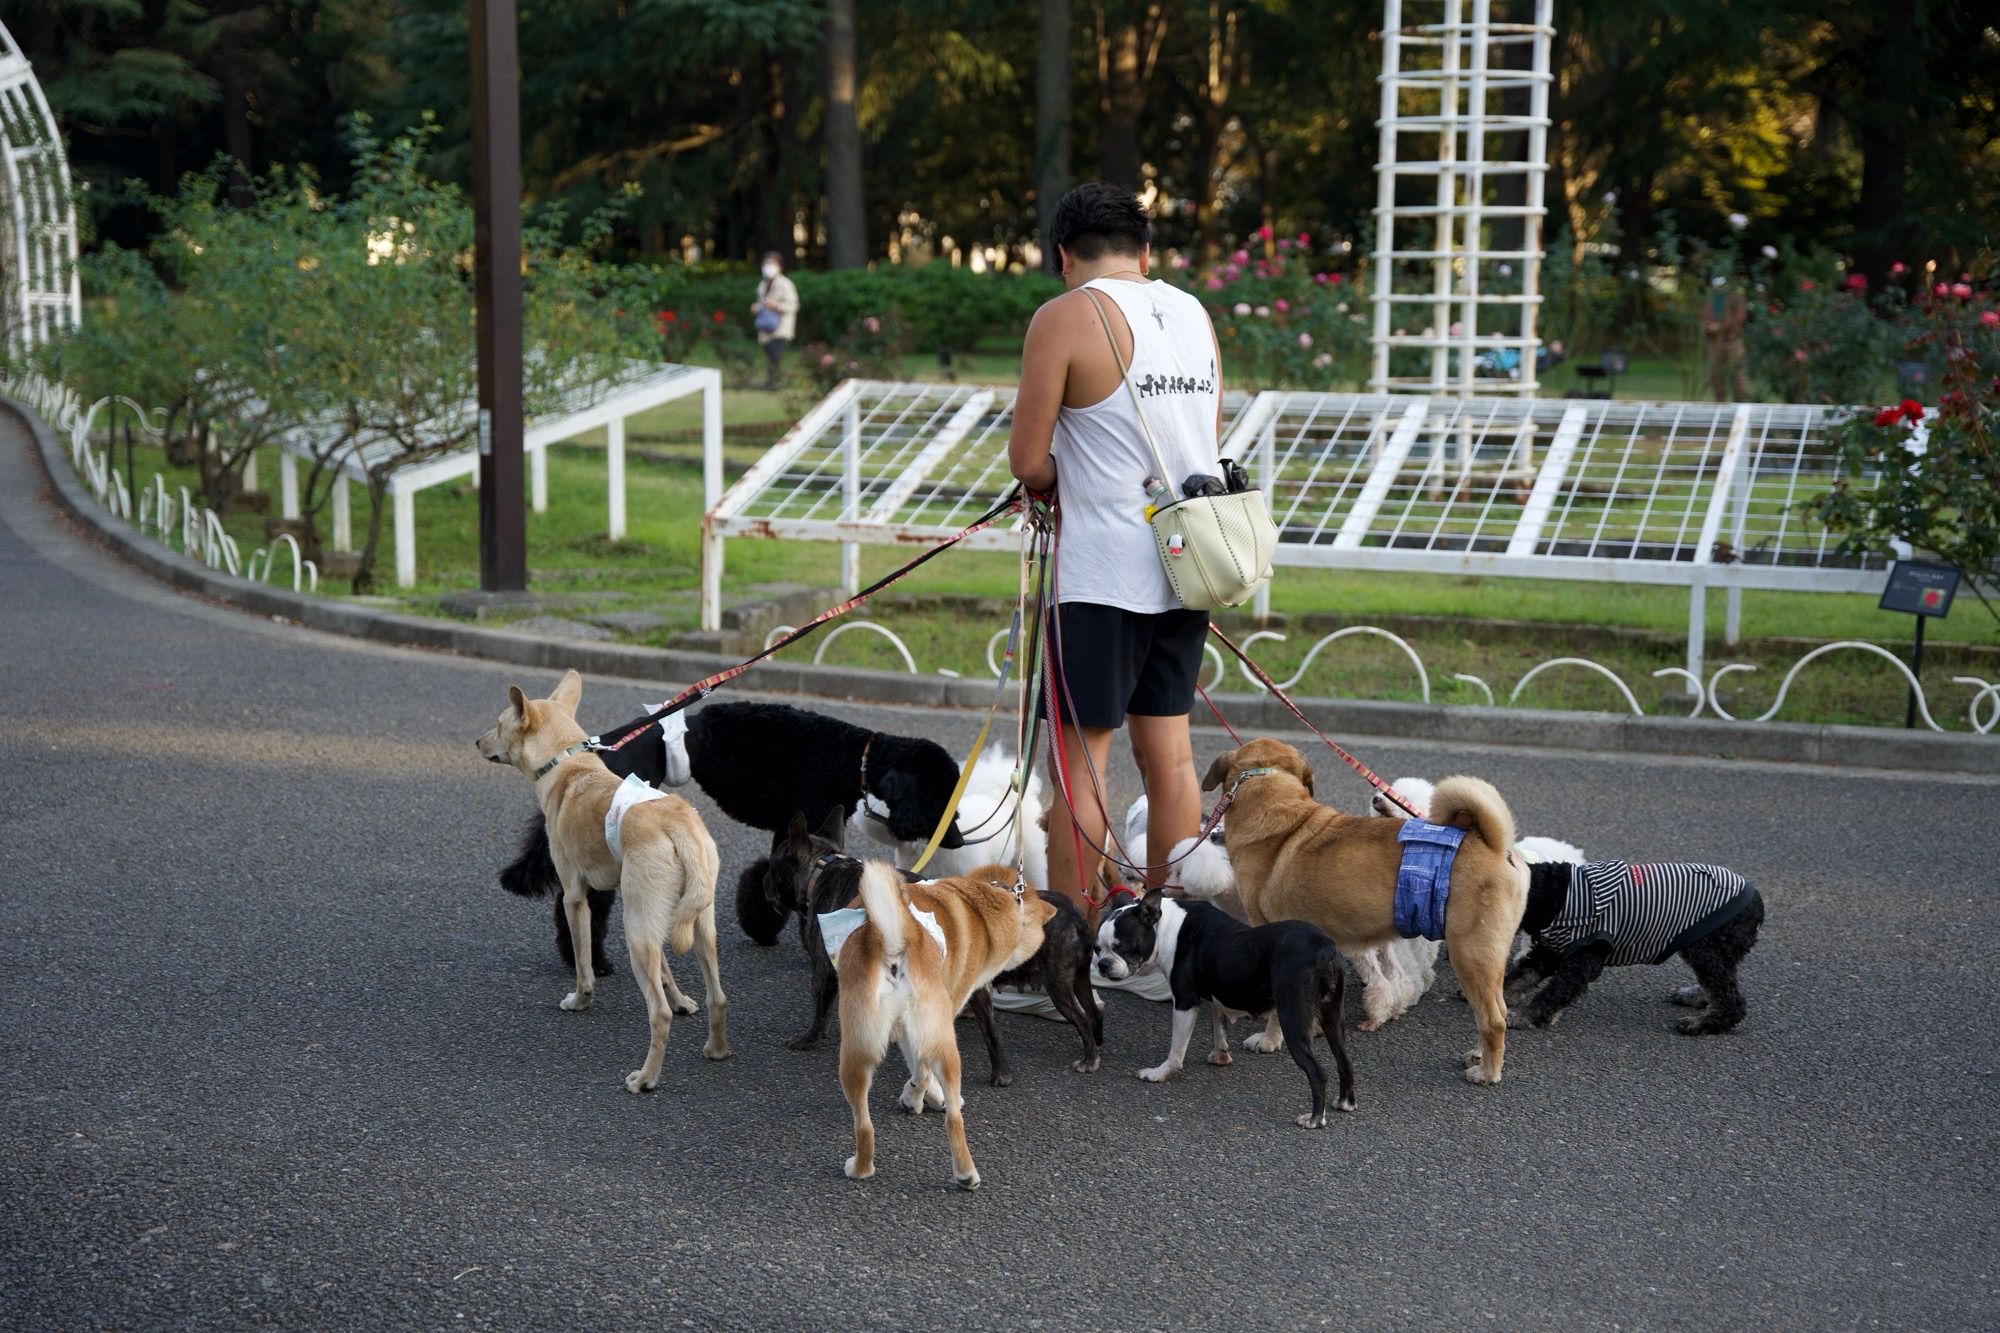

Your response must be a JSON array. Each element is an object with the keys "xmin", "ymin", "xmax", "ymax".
[
  {"xmin": 497, "ymin": 699, "xmax": 967, "ymax": 964},
  {"xmin": 1507, "ymin": 859, "xmax": 1764, "ymax": 1035},
  {"xmin": 766, "ymin": 812, "xmax": 1104, "ymax": 1077},
  {"xmin": 1093, "ymin": 889, "xmax": 1356, "ymax": 1128}
]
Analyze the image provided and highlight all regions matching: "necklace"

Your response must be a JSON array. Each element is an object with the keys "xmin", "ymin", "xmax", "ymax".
[{"xmin": 1091, "ymin": 268, "xmax": 1147, "ymax": 282}]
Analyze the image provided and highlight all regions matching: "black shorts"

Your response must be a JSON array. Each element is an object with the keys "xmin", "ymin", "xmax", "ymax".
[{"xmin": 1042, "ymin": 601, "xmax": 1210, "ymax": 730}]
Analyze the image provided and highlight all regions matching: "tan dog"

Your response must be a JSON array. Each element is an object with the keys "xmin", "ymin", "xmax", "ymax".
[
  {"xmin": 1201, "ymin": 738, "xmax": 1526, "ymax": 1085},
  {"xmin": 836, "ymin": 861, "xmax": 1055, "ymax": 1190},
  {"xmin": 477, "ymin": 670, "xmax": 729, "ymax": 1091}
]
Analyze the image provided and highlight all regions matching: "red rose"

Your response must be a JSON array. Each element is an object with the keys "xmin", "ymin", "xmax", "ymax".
[
  {"xmin": 1799, "ymin": 279, "xmax": 1815, "ymax": 291},
  {"xmin": 660, "ymin": 310, "xmax": 677, "ymax": 324},
  {"xmin": 1981, "ymin": 310, "xmax": 1999, "ymax": 328},
  {"xmin": 1900, "ymin": 399, "xmax": 1924, "ymax": 422},
  {"xmin": 1844, "ymin": 273, "xmax": 1866, "ymax": 291},
  {"xmin": 1951, "ymin": 282, "xmax": 1972, "ymax": 299},
  {"xmin": 1890, "ymin": 262, "xmax": 1907, "ymax": 276},
  {"xmin": 713, "ymin": 310, "xmax": 725, "ymax": 323},
  {"xmin": 1256, "ymin": 223, "xmax": 1273, "ymax": 242},
  {"xmin": 1873, "ymin": 407, "xmax": 1901, "ymax": 427}
]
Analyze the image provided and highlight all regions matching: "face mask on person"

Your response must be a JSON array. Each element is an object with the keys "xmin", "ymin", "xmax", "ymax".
[{"xmin": 761, "ymin": 263, "xmax": 779, "ymax": 279}]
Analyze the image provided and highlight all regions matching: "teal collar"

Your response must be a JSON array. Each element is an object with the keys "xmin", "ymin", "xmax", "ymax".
[
  {"xmin": 1222, "ymin": 765, "xmax": 1279, "ymax": 802},
  {"xmin": 533, "ymin": 741, "xmax": 591, "ymax": 781}
]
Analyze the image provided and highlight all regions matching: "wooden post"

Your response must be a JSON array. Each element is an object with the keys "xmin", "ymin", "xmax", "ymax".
[{"xmin": 472, "ymin": 0, "xmax": 526, "ymax": 590}]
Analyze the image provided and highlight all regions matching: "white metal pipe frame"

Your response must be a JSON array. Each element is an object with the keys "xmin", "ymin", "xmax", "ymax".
[
  {"xmin": 0, "ymin": 22, "xmax": 82, "ymax": 350},
  {"xmin": 704, "ymin": 381, "xmax": 1921, "ymax": 683}
]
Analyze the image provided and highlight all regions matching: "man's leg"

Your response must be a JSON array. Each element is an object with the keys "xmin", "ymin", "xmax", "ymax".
[
  {"xmin": 1128, "ymin": 712, "xmax": 1199, "ymax": 886},
  {"xmin": 1044, "ymin": 722, "xmax": 1116, "ymax": 917}
]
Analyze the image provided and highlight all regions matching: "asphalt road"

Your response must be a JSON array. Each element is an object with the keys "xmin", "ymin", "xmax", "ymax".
[{"xmin": 2, "ymin": 418, "xmax": 1995, "ymax": 1330}]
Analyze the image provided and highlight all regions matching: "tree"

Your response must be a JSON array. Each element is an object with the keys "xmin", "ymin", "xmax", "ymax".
[
  {"xmin": 1092, "ymin": 0, "xmax": 1167, "ymax": 189},
  {"xmin": 1035, "ymin": 0, "xmax": 1072, "ymax": 271},
  {"xmin": 823, "ymin": 0, "xmax": 867, "ymax": 267}
]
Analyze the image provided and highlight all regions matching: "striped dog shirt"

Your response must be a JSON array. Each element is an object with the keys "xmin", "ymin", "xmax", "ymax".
[{"xmin": 1538, "ymin": 860, "xmax": 1756, "ymax": 966}]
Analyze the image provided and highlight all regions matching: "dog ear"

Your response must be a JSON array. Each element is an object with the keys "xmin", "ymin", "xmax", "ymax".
[
  {"xmin": 1200, "ymin": 750, "xmax": 1236, "ymax": 793},
  {"xmin": 506, "ymin": 685, "xmax": 528, "ymax": 718},
  {"xmin": 787, "ymin": 811, "xmax": 811, "ymax": 850},
  {"xmin": 1300, "ymin": 763, "xmax": 1315, "ymax": 798},
  {"xmin": 1140, "ymin": 886, "xmax": 1164, "ymax": 921},
  {"xmin": 816, "ymin": 807, "xmax": 846, "ymax": 846},
  {"xmin": 549, "ymin": 669, "xmax": 583, "ymax": 717}
]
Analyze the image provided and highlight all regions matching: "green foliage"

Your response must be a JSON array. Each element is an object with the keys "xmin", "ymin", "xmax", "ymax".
[
  {"xmin": 1745, "ymin": 274, "xmax": 1903, "ymax": 404},
  {"xmin": 1810, "ymin": 289, "xmax": 2000, "ymax": 627},
  {"xmin": 1166, "ymin": 234, "xmax": 1367, "ymax": 388},
  {"xmin": 44, "ymin": 117, "xmax": 648, "ymax": 592}
]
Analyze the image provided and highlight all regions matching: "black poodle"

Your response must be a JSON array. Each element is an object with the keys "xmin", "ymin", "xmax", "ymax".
[
  {"xmin": 765, "ymin": 810, "xmax": 1103, "ymax": 1076},
  {"xmin": 498, "ymin": 700, "xmax": 966, "ymax": 965}
]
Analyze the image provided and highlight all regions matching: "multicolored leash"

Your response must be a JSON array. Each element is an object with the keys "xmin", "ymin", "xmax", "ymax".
[
  {"xmin": 1206, "ymin": 621, "xmax": 1424, "ymax": 819},
  {"xmin": 591, "ymin": 489, "xmax": 1023, "ymax": 754}
]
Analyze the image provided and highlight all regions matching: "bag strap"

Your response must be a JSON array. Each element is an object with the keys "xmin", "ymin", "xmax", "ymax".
[{"xmin": 1081, "ymin": 285, "xmax": 1176, "ymax": 490}]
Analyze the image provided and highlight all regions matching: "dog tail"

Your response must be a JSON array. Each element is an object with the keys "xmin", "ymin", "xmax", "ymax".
[
  {"xmin": 498, "ymin": 814, "xmax": 560, "ymax": 898},
  {"xmin": 855, "ymin": 859, "xmax": 910, "ymax": 960},
  {"xmin": 664, "ymin": 818, "xmax": 720, "ymax": 955},
  {"xmin": 1428, "ymin": 776, "xmax": 1516, "ymax": 854}
]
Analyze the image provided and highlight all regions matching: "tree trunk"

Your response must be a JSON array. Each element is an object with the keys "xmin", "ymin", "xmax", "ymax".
[
  {"xmin": 352, "ymin": 473, "xmax": 391, "ymax": 595},
  {"xmin": 221, "ymin": 62, "xmax": 254, "ymax": 208},
  {"xmin": 1094, "ymin": 4, "xmax": 1166, "ymax": 190},
  {"xmin": 823, "ymin": 0, "xmax": 868, "ymax": 269},
  {"xmin": 1848, "ymin": 13, "xmax": 1921, "ymax": 288},
  {"xmin": 1035, "ymin": 0, "xmax": 1073, "ymax": 272}
]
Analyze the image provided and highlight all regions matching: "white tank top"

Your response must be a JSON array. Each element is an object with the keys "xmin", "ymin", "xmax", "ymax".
[{"xmin": 1051, "ymin": 279, "xmax": 1221, "ymax": 614}]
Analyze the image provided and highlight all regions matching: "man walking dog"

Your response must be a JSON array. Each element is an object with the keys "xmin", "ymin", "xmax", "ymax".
[{"xmin": 1008, "ymin": 182, "xmax": 1227, "ymax": 928}]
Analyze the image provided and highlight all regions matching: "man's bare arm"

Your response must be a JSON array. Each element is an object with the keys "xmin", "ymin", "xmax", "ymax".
[{"xmin": 1008, "ymin": 301, "xmax": 1070, "ymax": 491}]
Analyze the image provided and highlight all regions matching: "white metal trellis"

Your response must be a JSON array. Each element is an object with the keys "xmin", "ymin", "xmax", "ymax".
[
  {"xmin": 700, "ymin": 380, "xmax": 1258, "ymax": 631},
  {"xmin": 1371, "ymin": 0, "xmax": 1552, "ymax": 396},
  {"xmin": 0, "ymin": 24, "xmax": 81, "ymax": 348},
  {"xmin": 711, "ymin": 383, "xmax": 1924, "ymax": 683}
]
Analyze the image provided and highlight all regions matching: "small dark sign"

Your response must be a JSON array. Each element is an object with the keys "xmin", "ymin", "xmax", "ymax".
[{"xmin": 1878, "ymin": 560, "xmax": 1960, "ymax": 618}]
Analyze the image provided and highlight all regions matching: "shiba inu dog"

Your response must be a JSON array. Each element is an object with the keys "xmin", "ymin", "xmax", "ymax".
[{"xmin": 833, "ymin": 862, "xmax": 1054, "ymax": 1190}]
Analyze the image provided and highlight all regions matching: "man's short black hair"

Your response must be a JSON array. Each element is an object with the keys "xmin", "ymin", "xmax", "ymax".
[{"xmin": 1048, "ymin": 182, "xmax": 1150, "ymax": 263}]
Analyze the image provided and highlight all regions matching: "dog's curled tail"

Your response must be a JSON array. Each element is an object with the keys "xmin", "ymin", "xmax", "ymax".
[
  {"xmin": 1428, "ymin": 776, "xmax": 1516, "ymax": 854},
  {"xmin": 855, "ymin": 859, "xmax": 910, "ymax": 959},
  {"xmin": 664, "ymin": 818, "xmax": 720, "ymax": 955}
]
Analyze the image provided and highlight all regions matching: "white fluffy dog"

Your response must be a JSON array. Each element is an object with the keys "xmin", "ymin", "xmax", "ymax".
[
  {"xmin": 1124, "ymin": 793, "xmax": 1235, "ymax": 898},
  {"xmin": 852, "ymin": 747, "xmax": 1048, "ymax": 891}
]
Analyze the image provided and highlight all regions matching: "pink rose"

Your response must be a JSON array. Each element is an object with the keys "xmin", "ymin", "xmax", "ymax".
[
  {"xmin": 1232, "ymin": 249, "xmax": 1249, "ymax": 264},
  {"xmin": 1256, "ymin": 224, "xmax": 1273, "ymax": 242},
  {"xmin": 1206, "ymin": 276, "xmax": 1223, "ymax": 291},
  {"xmin": 819, "ymin": 352, "xmax": 835, "ymax": 368},
  {"xmin": 1277, "ymin": 238, "xmax": 1293, "ymax": 250},
  {"xmin": 1890, "ymin": 261, "xmax": 1907, "ymax": 276},
  {"xmin": 1982, "ymin": 311, "xmax": 2000, "ymax": 327},
  {"xmin": 1935, "ymin": 283, "xmax": 1950, "ymax": 296},
  {"xmin": 863, "ymin": 315, "xmax": 881, "ymax": 333},
  {"xmin": 1297, "ymin": 232, "xmax": 1311, "ymax": 246},
  {"xmin": 1314, "ymin": 272, "xmax": 1329, "ymax": 285},
  {"xmin": 1793, "ymin": 348, "xmax": 1808, "ymax": 363},
  {"xmin": 1298, "ymin": 332, "xmax": 1313, "ymax": 348},
  {"xmin": 1448, "ymin": 321, "xmax": 1463, "ymax": 337},
  {"xmin": 1952, "ymin": 282, "xmax": 1972, "ymax": 299},
  {"xmin": 1275, "ymin": 298, "xmax": 1290, "ymax": 312}
]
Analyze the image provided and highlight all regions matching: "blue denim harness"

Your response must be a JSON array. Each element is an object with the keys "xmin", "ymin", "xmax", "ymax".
[{"xmin": 1394, "ymin": 819, "xmax": 1465, "ymax": 941}]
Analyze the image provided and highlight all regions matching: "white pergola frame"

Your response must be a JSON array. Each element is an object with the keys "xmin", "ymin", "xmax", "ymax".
[
  {"xmin": 275, "ymin": 361, "xmax": 720, "ymax": 587},
  {"xmin": 1370, "ymin": 0, "xmax": 1552, "ymax": 397},
  {"xmin": 0, "ymin": 22, "xmax": 82, "ymax": 348},
  {"xmin": 706, "ymin": 382, "xmax": 1905, "ymax": 683}
]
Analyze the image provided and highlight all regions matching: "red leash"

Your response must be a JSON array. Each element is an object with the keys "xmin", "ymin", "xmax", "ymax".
[{"xmin": 1206, "ymin": 622, "xmax": 1424, "ymax": 819}]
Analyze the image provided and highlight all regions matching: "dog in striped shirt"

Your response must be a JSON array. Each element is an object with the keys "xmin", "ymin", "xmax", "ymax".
[{"xmin": 1508, "ymin": 860, "xmax": 1764, "ymax": 1035}]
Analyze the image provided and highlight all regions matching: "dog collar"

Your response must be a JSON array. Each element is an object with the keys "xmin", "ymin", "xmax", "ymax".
[
  {"xmin": 533, "ymin": 741, "xmax": 591, "ymax": 781},
  {"xmin": 1225, "ymin": 765, "xmax": 1277, "ymax": 796},
  {"xmin": 806, "ymin": 850, "xmax": 859, "ymax": 897}
]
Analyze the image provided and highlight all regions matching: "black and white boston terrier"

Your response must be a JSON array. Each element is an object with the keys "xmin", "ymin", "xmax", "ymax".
[{"xmin": 1093, "ymin": 888, "xmax": 1357, "ymax": 1128}]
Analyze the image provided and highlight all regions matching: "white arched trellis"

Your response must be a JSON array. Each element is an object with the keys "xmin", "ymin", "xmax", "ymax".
[{"xmin": 0, "ymin": 23, "xmax": 81, "ymax": 348}]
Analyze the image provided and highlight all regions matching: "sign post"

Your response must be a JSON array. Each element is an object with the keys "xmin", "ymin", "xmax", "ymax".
[
  {"xmin": 1877, "ymin": 560, "xmax": 1960, "ymax": 729},
  {"xmin": 470, "ymin": 0, "xmax": 526, "ymax": 592}
]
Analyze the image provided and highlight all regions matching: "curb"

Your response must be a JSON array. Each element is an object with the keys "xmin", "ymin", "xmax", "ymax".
[{"xmin": 14, "ymin": 396, "xmax": 1997, "ymax": 778}]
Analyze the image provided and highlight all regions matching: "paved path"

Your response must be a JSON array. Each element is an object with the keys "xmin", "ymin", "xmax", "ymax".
[{"xmin": 2, "ymin": 418, "xmax": 1995, "ymax": 1329}]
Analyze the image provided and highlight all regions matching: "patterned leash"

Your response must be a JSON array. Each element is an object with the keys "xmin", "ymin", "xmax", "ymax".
[
  {"xmin": 590, "ymin": 489, "xmax": 1024, "ymax": 754},
  {"xmin": 1205, "ymin": 621, "xmax": 1424, "ymax": 819}
]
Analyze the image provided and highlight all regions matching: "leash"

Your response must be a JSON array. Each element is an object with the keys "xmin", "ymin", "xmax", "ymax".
[
  {"xmin": 590, "ymin": 488, "xmax": 1024, "ymax": 754},
  {"xmin": 1205, "ymin": 622, "xmax": 1424, "ymax": 819}
]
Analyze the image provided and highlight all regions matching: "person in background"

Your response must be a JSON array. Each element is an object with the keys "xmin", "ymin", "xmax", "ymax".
[
  {"xmin": 1007, "ymin": 181, "xmax": 1224, "ymax": 929},
  {"xmin": 752, "ymin": 251, "xmax": 799, "ymax": 390}
]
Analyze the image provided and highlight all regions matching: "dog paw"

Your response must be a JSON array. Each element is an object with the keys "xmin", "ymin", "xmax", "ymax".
[
  {"xmin": 703, "ymin": 1040, "xmax": 732, "ymax": 1060},
  {"xmin": 1459, "ymin": 1047, "xmax": 1484, "ymax": 1070},
  {"xmin": 1242, "ymin": 1032, "xmax": 1285, "ymax": 1054},
  {"xmin": 1295, "ymin": 1111, "xmax": 1326, "ymax": 1129},
  {"xmin": 624, "ymin": 1069, "xmax": 657, "ymax": 1094},
  {"xmin": 897, "ymin": 1082, "xmax": 928, "ymax": 1115},
  {"xmin": 954, "ymin": 1169, "xmax": 981, "ymax": 1192},
  {"xmin": 672, "ymin": 996, "xmax": 700, "ymax": 1016},
  {"xmin": 592, "ymin": 959, "xmax": 617, "ymax": 977},
  {"xmin": 1137, "ymin": 1063, "xmax": 1178, "ymax": 1083},
  {"xmin": 1072, "ymin": 1055, "xmax": 1101, "ymax": 1074},
  {"xmin": 1336, "ymin": 1095, "xmax": 1356, "ymax": 1113},
  {"xmin": 1356, "ymin": 1017, "xmax": 1383, "ymax": 1033},
  {"xmin": 785, "ymin": 1033, "xmax": 821, "ymax": 1052},
  {"xmin": 560, "ymin": 990, "xmax": 591, "ymax": 1012},
  {"xmin": 1668, "ymin": 984, "xmax": 1707, "ymax": 1008},
  {"xmin": 1461, "ymin": 1057, "xmax": 1502, "ymax": 1086},
  {"xmin": 924, "ymin": 1076, "xmax": 947, "ymax": 1109},
  {"xmin": 1505, "ymin": 1010, "xmax": 1532, "ymax": 1030},
  {"xmin": 989, "ymin": 1069, "xmax": 1014, "ymax": 1088},
  {"xmin": 1675, "ymin": 1014, "xmax": 1735, "ymax": 1036},
  {"xmin": 1206, "ymin": 1050, "xmax": 1232, "ymax": 1066},
  {"xmin": 844, "ymin": 1155, "xmax": 873, "ymax": 1180}
]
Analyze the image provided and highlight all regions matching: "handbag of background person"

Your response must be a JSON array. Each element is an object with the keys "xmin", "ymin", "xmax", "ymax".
[{"xmin": 1083, "ymin": 288, "xmax": 1276, "ymax": 611}]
